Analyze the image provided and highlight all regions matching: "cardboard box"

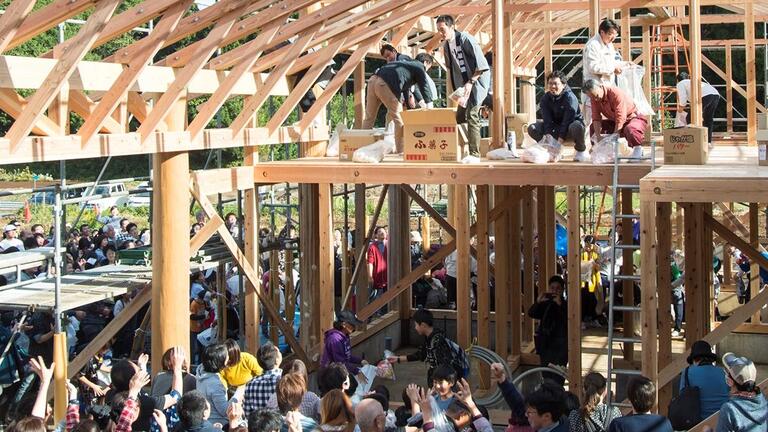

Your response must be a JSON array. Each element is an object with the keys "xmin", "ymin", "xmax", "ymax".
[
  {"xmin": 663, "ymin": 126, "xmax": 708, "ymax": 165},
  {"xmin": 758, "ymin": 113, "xmax": 768, "ymax": 130},
  {"xmin": 506, "ymin": 114, "xmax": 530, "ymax": 143},
  {"xmin": 757, "ymin": 130, "xmax": 768, "ymax": 166},
  {"xmin": 402, "ymin": 108, "xmax": 461, "ymax": 162},
  {"xmin": 339, "ymin": 129, "xmax": 384, "ymax": 161}
]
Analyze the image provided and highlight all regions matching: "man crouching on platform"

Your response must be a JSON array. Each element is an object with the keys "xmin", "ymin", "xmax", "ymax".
[
  {"xmin": 583, "ymin": 78, "xmax": 648, "ymax": 161},
  {"xmin": 527, "ymin": 70, "xmax": 588, "ymax": 162}
]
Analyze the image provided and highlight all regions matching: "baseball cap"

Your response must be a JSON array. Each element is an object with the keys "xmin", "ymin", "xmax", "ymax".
[
  {"xmin": 722, "ymin": 352, "xmax": 757, "ymax": 386},
  {"xmin": 3, "ymin": 224, "xmax": 16, "ymax": 233},
  {"xmin": 336, "ymin": 310, "xmax": 363, "ymax": 326}
]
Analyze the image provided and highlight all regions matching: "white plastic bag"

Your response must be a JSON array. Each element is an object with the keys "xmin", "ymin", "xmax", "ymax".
[
  {"xmin": 487, "ymin": 148, "xmax": 519, "ymax": 160},
  {"xmin": 350, "ymin": 364, "xmax": 378, "ymax": 404},
  {"xmin": 617, "ymin": 65, "xmax": 654, "ymax": 116},
  {"xmin": 197, "ymin": 326, "xmax": 217, "ymax": 347},
  {"xmin": 674, "ymin": 111, "xmax": 688, "ymax": 128},
  {"xmin": 538, "ymin": 134, "xmax": 563, "ymax": 162},
  {"xmin": 325, "ymin": 123, "xmax": 346, "ymax": 157},
  {"xmin": 353, "ymin": 140, "xmax": 388, "ymax": 163},
  {"xmin": 591, "ymin": 133, "xmax": 620, "ymax": 164},
  {"xmin": 521, "ymin": 144, "xmax": 550, "ymax": 164}
]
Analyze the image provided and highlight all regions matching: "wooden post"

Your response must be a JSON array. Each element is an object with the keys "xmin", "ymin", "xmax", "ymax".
[
  {"xmin": 492, "ymin": 0, "xmax": 505, "ymax": 149},
  {"xmin": 750, "ymin": 203, "xmax": 760, "ymax": 323},
  {"xmin": 522, "ymin": 188, "xmax": 536, "ymax": 344},
  {"xmin": 319, "ymin": 184, "xmax": 335, "ymax": 342},
  {"xmin": 621, "ymin": 189, "xmax": 635, "ymax": 361},
  {"xmin": 355, "ymin": 184, "xmax": 368, "ymax": 308},
  {"xmin": 503, "ymin": 0, "xmax": 516, "ymax": 114},
  {"xmin": 566, "ymin": 186, "xmax": 582, "ymax": 396},
  {"xmin": 683, "ymin": 203, "xmax": 706, "ymax": 345},
  {"xmin": 725, "ymin": 43, "xmax": 733, "ymax": 133},
  {"xmin": 620, "ymin": 8, "xmax": 630, "ymax": 59},
  {"xmin": 688, "ymin": 0, "xmax": 702, "ymax": 126},
  {"xmin": 354, "ymin": 61, "xmax": 366, "ymax": 128},
  {"xmin": 493, "ymin": 186, "xmax": 509, "ymax": 357},
  {"xmin": 420, "ymin": 216, "xmax": 431, "ymax": 254},
  {"xmin": 151, "ymin": 96, "xmax": 190, "ymax": 375},
  {"xmin": 745, "ymin": 1, "xmax": 756, "ymax": 144},
  {"xmin": 388, "ymin": 186, "xmax": 411, "ymax": 322},
  {"xmin": 299, "ymin": 182, "xmax": 321, "ymax": 352},
  {"xmin": 476, "ymin": 185, "xmax": 491, "ymax": 385},
  {"xmin": 702, "ymin": 204, "xmax": 713, "ymax": 332},
  {"xmin": 269, "ymin": 251, "xmax": 280, "ymax": 344},
  {"xmin": 656, "ymin": 203, "xmax": 673, "ymax": 414},
  {"xmin": 640, "ymin": 199, "xmax": 658, "ymax": 409},
  {"xmin": 642, "ymin": 26, "xmax": 652, "ymax": 105},
  {"xmin": 243, "ymin": 145, "xmax": 260, "ymax": 352},
  {"xmin": 589, "ymin": 0, "xmax": 600, "ymax": 36},
  {"xmin": 543, "ymin": 3, "xmax": 553, "ymax": 76},
  {"xmin": 52, "ymin": 332, "xmax": 68, "ymax": 421},
  {"xmin": 456, "ymin": 185, "xmax": 471, "ymax": 347},
  {"xmin": 509, "ymin": 187, "xmax": 523, "ymax": 358}
]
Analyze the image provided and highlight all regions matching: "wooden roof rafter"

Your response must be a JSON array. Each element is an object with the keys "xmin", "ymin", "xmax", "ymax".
[
  {"xmin": 4, "ymin": 0, "xmax": 96, "ymax": 51},
  {"xmin": 0, "ymin": 0, "xmax": 36, "ymax": 53}
]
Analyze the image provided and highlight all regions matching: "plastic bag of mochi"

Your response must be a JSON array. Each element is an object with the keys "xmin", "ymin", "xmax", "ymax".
[
  {"xmin": 487, "ymin": 147, "xmax": 519, "ymax": 160},
  {"xmin": 521, "ymin": 144, "xmax": 550, "ymax": 164},
  {"xmin": 538, "ymin": 134, "xmax": 563, "ymax": 162},
  {"xmin": 591, "ymin": 133, "xmax": 620, "ymax": 165},
  {"xmin": 353, "ymin": 141, "xmax": 388, "ymax": 163},
  {"xmin": 617, "ymin": 65, "xmax": 655, "ymax": 116},
  {"xmin": 325, "ymin": 123, "xmax": 347, "ymax": 157}
]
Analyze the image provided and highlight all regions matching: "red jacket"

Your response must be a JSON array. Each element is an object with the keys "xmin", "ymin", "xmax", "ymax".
[{"xmin": 367, "ymin": 241, "xmax": 388, "ymax": 290}]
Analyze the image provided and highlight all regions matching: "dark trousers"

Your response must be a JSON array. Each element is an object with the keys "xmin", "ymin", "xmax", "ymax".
[
  {"xmin": 527, "ymin": 120, "xmax": 586, "ymax": 151},
  {"xmin": 446, "ymin": 275, "xmax": 457, "ymax": 304},
  {"xmin": 685, "ymin": 94, "xmax": 719, "ymax": 143},
  {"xmin": 672, "ymin": 290, "xmax": 685, "ymax": 331},
  {"xmin": 581, "ymin": 286, "xmax": 599, "ymax": 321}
]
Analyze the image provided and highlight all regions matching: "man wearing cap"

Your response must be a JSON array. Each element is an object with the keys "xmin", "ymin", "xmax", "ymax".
[
  {"xmin": 716, "ymin": 352, "xmax": 767, "ymax": 432},
  {"xmin": 321, "ymin": 310, "xmax": 367, "ymax": 392},
  {"xmin": 677, "ymin": 340, "xmax": 729, "ymax": 419},
  {"xmin": 0, "ymin": 224, "xmax": 25, "ymax": 252}
]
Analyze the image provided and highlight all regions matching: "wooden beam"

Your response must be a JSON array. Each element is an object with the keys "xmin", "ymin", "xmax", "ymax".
[
  {"xmin": 589, "ymin": 0, "xmax": 601, "ymax": 35},
  {"xmin": 78, "ymin": 0, "xmax": 191, "ymax": 145},
  {"xmin": 353, "ymin": 61, "xmax": 366, "ymax": 128},
  {"xmin": 566, "ymin": 186, "xmax": 582, "ymax": 395},
  {"xmin": 354, "ymin": 184, "xmax": 369, "ymax": 308},
  {"xmin": 5, "ymin": 0, "xmax": 95, "ymax": 51},
  {"xmin": 509, "ymin": 186, "xmax": 523, "ymax": 358},
  {"xmin": 189, "ymin": 216, "xmax": 224, "ymax": 256},
  {"xmin": 640, "ymin": 199, "xmax": 658, "ymax": 407},
  {"xmin": 656, "ymin": 202, "xmax": 673, "ymax": 413},
  {"xmin": 749, "ymin": 204, "xmax": 761, "ymax": 323},
  {"xmin": 493, "ymin": 186, "xmax": 509, "ymax": 358},
  {"xmin": 688, "ymin": 0, "xmax": 702, "ymax": 126},
  {"xmin": 6, "ymin": 0, "xmax": 120, "ymax": 150},
  {"xmin": 522, "ymin": 188, "xmax": 536, "ymax": 343},
  {"xmin": 745, "ymin": 2, "xmax": 757, "ymax": 144},
  {"xmin": 725, "ymin": 43, "xmax": 733, "ymax": 132},
  {"xmin": 0, "ymin": 0, "xmax": 37, "ymax": 52},
  {"xmin": 0, "ymin": 89, "xmax": 63, "ymax": 136},
  {"xmin": 243, "ymin": 145, "xmax": 260, "ymax": 352},
  {"xmin": 491, "ymin": 0, "xmax": 506, "ymax": 149},
  {"xmin": 318, "ymin": 184, "xmax": 335, "ymax": 344},
  {"xmin": 456, "ymin": 185, "xmax": 472, "ymax": 347},
  {"xmin": 683, "ymin": 203, "xmax": 706, "ymax": 344}
]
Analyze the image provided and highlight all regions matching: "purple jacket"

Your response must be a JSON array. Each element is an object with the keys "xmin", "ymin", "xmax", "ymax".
[{"xmin": 320, "ymin": 328, "xmax": 362, "ymax": 375}]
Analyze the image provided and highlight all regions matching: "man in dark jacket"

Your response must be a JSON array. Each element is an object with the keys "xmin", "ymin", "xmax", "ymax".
[
  {"xmin": 527, "ymin": 275, "xmax": 568, "ymax": 385},
  {"xmin": 527, "ymin": 70, "xmax": 587, "ymax": 161},
  {"xmin": 362, "ymin": 59, "xmax": 434, "ymax": 152},
  {"xmin": 437, "ymin": 14, "xmax": 491, "ymax": 160}
]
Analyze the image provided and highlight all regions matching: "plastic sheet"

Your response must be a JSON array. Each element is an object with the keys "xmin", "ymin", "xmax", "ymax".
[
  {"xmin": 538, "ymin": 134, "xmax": 563, "ymax": 162},
  {"xmin": 521, "ymin": 144, "xmax": 550, "ymax": 164},
  {"xmin": 617, "ymin": 65, "xmax": 654, "ymax": 116},
  {"xmin": 591, "ymin": 133, "xmax": 620, "ymax": 164},
  {"xmin": 325, "ymin": 123, "xmax": 346, "ymax": 157},
  {"xmin": 487, "ymin": 148, "xmax": 520, "ymax": 160}
]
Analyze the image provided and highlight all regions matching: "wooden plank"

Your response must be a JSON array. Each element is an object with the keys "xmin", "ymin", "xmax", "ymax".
[
  {"xmin": 456, "ymin": 185, "xmax": 472, "ymax": 347},
  {"xmin": 493, "ymin": 186, "xmax": 510, "ymax": 358},
  {"xmin": 491, "ymin": 0, "xmax": 506, "ymax": 150},
  {"xmin": 704, "ymin": 213, "xmax": 768, "ymax": 271},
  {"xmin": 683, "ymin": 203, "xmax": 705, "ymax": 345},
  {"xmin": 299, "ymin": 183, "xmax": 320, "ymax": 352},
  {"xmin": 642, "ymin": 26, "xmax": 652, "ymax": 105},
  {"xmin": 640, "ymin": 166, "xmax": 768, "ymax": 204},
  {"xmin": 701, "ymin": 54, "xmax": 767, "ymax": 114},
  {"xmin": 509, "ymin": 186, "xmax": 523, "ymax": 357},
  {"xmin": 78, "ymin": 0, "xmax": 191, "ymax": 145},
  {"xmin": 640, "ymin": 200, "xmax": 658, "ymax": 407},
  {"xmin": 0, "ymin": 89, "xmax": 63, "ymax": 136},
  {"xmin": 745, "ymin": 2, "xmax": 757, "ymax": 144},
  {"xmin": 656, "ymin": 203, "xmax": 673, "ymax": 414},
  {"xmin": 522, "ymin": 188, "xmax": 536, "ymax": 343},
  {"xmin": 688, "ymin": 0, "xmax": 702, "ymax": 125},
  {"xmin": 620, "ymin": 8, "xmax": 630, "ymax": 58},
  {"xmin": 68, "ymin": 286, "xmax": 150, "ymax": 379},
  {"xmin": 318, "ymin": 184, "xmax": 335, "ymax": 344},
  {"xmin": 0, "ymin": 0, "xmax": 37, "ymax": 52},
  {"xmin": 566, "ymin": 186, "xmax": 582, "ymax": 396},
  {"xmin": 703, "ymin": 204, "xmax": 714, "ymax": 332},
  {"xmin": 6, "ymin": 0, "xmax": 94, "ymax": 51},
  {"xmin": 749, "ymin": 204, "xmax": 761, "ymax": 323},
  {"xmin": 589, "ymin": 0, "xmax": 600, "ymax": 35},
  {"xmin": 353, "ymin": 61, "xmax": 366, "ymax": 127},
  {"xmin": 5, "ymin": 0, "xmax": 120, "ymax": 150},
  {"xmin": 476, "ymin": 185, "xmax": 491, "ymax": 357},
  {"xmin": 189, "ymin": 216, "xmax": 224, "ymax": 255},
  {"xmin": 725, "ymin": 43, "xmax": 734, "ymax": 132},
  {"xmin": 354, "ymin": 184, "xmax": 369, "ymax": 306}
]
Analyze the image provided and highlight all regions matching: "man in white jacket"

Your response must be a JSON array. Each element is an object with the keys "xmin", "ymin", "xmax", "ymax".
[{"xmin": 582, "ymin": 19, "xmax": 625, "ymax": 132}]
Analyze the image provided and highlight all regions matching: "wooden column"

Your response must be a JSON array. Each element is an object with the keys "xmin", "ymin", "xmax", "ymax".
[
  {"xmin": 319, "ymin": 184, "xmax": 335, "ymax": 342},
  {"xmin": 503, "ymin": 0, "xmax": 516, "ymax": 114},
  {"xmin": 620, "ymin": 8, "xmax": 630, "ymax": 60},
  {"xmin": 388, "ymin": 186, "xmax": 411, "ymax": 322},
  {"xmin": 355, "ymin": 184, "xmax": 368, "ymax": 307},
  {"xmin": 151, "ymin": 96, "xmax": 190, "ymax": 375},
  {"xmin": 520, "ymin": 76, "xmax": 536, "ymax": 123},
  {"xmin": 509, "ymin": 187, "xmax": 523, "ymax": 358},
  {"xmin": 493, "ymin": 186, "xmax": 510, "ymax": 357},
  {"xmin": 354, "ymin": 61, "xmax": 366, "ymax": 128},
  {"xmin": 543, "ymin": 3, "xmax": 553, "ymax": 75},
  {"xmin": 52, "ymin": 333, "xmax": 68, "ymax": 421},
  {"xmin": 639, "ymin": 199, "xmax": 658, "ymax": 407},
  {"xmin": 621, "ymin": 189, "xmax": 635, "ymax": 361},
  {"xmin": 745, "ymin": 1, "xmax": 757, "ymax": 144},
  {"xmin": 492, "ymin": 0, "xmax": 505, "ymax": 148},
  {"xmin": 476, "ymin": 186, "xmax": 491, "ymax": 355},
  {"xmin": 683, "ymin": 203, "xmax": 706, "ymax": 345},
  {"xmin": 702, "ymin": 204, "xmax": 713, "ymax": 332},
  {"xmin": 589, "ymin": 0, "xmax": 600, "ymax": 36},
  {"xmin": 750, "ymin": 203, "xmax": 760, "ymax": 323},
  {"xmin": 642, "ymin": 26, "xmax": 652, "ymax": 105},
  {"xmin": 688, "ymin": 0, "xmax": 702, "ymax": 125},
  {"xmin": 243, "ymin": 146, "xmax": 260, "ymax": 352},
  {"xmin": 456, "ymin": 185, "xmax": 472, "ymax": 347},
  {"xmin": 656, "ymin": 203, "xmax": 673, "ymax": 414},
  {"xmin": 725, "ymin": 43, "xmax": 734, "ymax": 133},
  {"xmin": 421, "ymin": 216, "xmax": 431, "ymax": 254},
  {"xmin": 522, "ymin": 188, "xmax": 536, "ymax": 343},
  {"xmin": 566, "ymin": 186, "xmax": 582, "ymax": 396}
]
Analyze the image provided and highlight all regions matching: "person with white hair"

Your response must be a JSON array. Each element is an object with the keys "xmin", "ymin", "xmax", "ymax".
[{"xmin": 355, "ymin": 398, "xmax": 386, "ymax": 432}]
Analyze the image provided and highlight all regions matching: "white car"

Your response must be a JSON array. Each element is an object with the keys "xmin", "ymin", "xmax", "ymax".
[
  {"xmin": 126, "ymin": 182, "xmax": 151, "ymax": 207},
  {"xmin": 82, "ymin": 183, "xmax": 129, "ymax": 209}
]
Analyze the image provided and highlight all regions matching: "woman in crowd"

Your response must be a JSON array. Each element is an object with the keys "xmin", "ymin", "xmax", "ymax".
[
  {"xmin": 317, "ymin": 389, "xmax": 355, "ymax": 432},
  {"xmin": 221, "ymin": 339, "xmax": 263, "ymax": 388},
  {"xmin": 196, "ymin": 343, "xmax": 244, "ymax": 428},
  {"xmin": 567, "ymin": 372, "xmax": 620, "ymax": 432}
]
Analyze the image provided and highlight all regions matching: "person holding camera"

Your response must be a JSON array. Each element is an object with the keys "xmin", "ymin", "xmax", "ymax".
[{"xmin": 527, "ymin": 275, "xmax": 569, "ymax": 385}]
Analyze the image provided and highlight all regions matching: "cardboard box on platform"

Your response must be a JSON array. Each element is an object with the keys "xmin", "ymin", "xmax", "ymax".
[
  {"xmin": 339, "ymin": 129, "xmax": 384, "ymax": 161},
  {"xmin": 506, "ymin": 114, "xmax": 530, "ymax": 143},
  {"xmin": 663, "ymin": 126, "xmax": 708, "ymax": 165},
  {"xmin": 402, "ymin": 108, "xmax": 461, "ymax": 162},
  {"xmin": 757, "ymin": 130, "xmax": 768, "ymax": 166}
]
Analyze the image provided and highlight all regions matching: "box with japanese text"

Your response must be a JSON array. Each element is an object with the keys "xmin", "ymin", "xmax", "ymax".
[
  {"xmin": 757, "ymin": 130, "xmax": 768, "ymax": 166},
  {"xmin": 339, "ymin": 129, "xmax": 384, "ymax": 161},
  {"xmin": 663, "ymin": 126, "xmax": 708, "ymax": 165},
  {"xmin": 402, "ymin": 108, "xmax": 461, "ymax": 163}
]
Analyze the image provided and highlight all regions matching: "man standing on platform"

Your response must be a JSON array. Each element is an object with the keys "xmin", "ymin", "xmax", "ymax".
[
  {"xmin": 436, "ymin": 15, "xmax": 490, "ymax": 162},
  {"xmin": 367, "ymin": 227, "xmax": 388, "ymax": 313},
  {"xmin": 583, "ymin": 79, "xmax": 647, "ymax": 160},
  {"xmin": 583, "ymin": 19, "xmax": 625, "ymax": 133},
  {"xmin": 676, "ymin": 72, "xmax": 720, "ymax": 146},
  {"xmin": 527, "ymin": 70, "xmax": 588, "ymax": 162}
]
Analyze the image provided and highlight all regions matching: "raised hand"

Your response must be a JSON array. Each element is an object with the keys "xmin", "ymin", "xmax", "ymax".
[
  {"xmin": 29, "ymin": 356, "xmax": 55, "ymax": 385},
  {"xmin": 137, "ymin": 353, "xmax": 149, "ymax": 371},
  {"xmin": 129, "ymin": 369, "xmax": 151, "ymax": 398},
  {"xmin": 490, "ymin": 363, "xmax": 506, "ymax": 385}
]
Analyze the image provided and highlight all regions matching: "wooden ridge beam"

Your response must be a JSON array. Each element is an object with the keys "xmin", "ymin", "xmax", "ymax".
[
  {"xmin": 229, "ymin": 26, "xmax": 320, "ymax": 137},
  {"xmin": 0, "ymin": 0, "xmax": 37, "ymax": 53},
  {"xmin": 6, "ymin": 0, "xmax": 120, "ymax": 150},
  {"xmin": 78, "ymin": 0, "xmax": 191, "ymax": 145}
]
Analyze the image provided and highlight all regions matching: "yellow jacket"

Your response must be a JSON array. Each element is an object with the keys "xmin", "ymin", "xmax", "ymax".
[
  {"xmin": 580, "ymin": 250, "xmax": 601, "ymax": 293},
  {"xmin": 221, "ymin": 352, "xmax": 263, "ymax": 387}
]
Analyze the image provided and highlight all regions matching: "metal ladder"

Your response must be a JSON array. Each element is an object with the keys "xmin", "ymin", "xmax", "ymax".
[{"xmin": 605, "ymin": 138, "xmax": 656, "ymax": 409}]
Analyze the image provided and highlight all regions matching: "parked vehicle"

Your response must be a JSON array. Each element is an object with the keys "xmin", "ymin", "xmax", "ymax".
[
  {"xmin": 126, "ymin": 182, "xmax": 151, "ymax": 207},
  {"xmin": 82, "ymin": 183, "xmax": 129, "ymax": 209}
]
